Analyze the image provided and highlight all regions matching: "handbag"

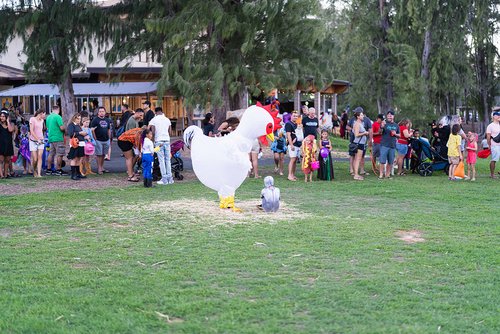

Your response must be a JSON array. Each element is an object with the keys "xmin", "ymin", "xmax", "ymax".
[
  {"xmin": 84, "ymin": 141, "xmax": 95, "ymax": 155},
  {"xmin": 348, "ymin": 142, "xmax": 358, "ymax": 156},
  {"xmin": 492, "ymin": 132, "xmax": 500, "ymax": 143},
  {"xmin": 70, "ymin": 135, "xmax": 79, "ymax": 149},
  {"xmin": 311, "ymin": 160, "xmax": 320, "ymax": 170},
  {"xmin": 349, "ymin": 136, "xmax": 362, "ymax": 156},
  {"xmin": 454, "ymin": 161, "xmax": 465, "ymax": 179}
]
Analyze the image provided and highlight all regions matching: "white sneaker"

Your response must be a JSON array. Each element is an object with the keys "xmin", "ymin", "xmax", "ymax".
[{"xmin": 157, "ymin": 180, "xmax": 166, "ymax": 185}]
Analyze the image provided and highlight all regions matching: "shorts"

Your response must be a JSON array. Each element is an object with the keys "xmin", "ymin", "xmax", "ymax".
[
  {"xmin": 490, "ymin": 145, "xmax": 500, "ymax": 162},
  {"xmin": 379, "ymin": 146, "xmax": 396, "ymax": 165},
  {"xmin": 251, "ymin": 139, "xmax": 260, "ymax": 153},
  {"xmin": 29, "ymin": 140, "xmax": 45, "ymax": 152},
  {"xmin": 95, "ymin": 140, "xmax": 110, "ymax": 156},
  {"xmin": 372, "ymin": 143, "xmax": 381, "ymax": 158},
  {"xmin": 49, "ymin": 141, "xmax": 66, "ymax": 157},
  {"xmin": 118, "ymin": 140, "xmax": 133, "ymax": 152},
  {"xmin": 396, "ymin": 143, "xmax": 408, "ymax": 155},
  {"xmin": 288, "ymin": 145, "xmax": 301, "ymax": 158},
  {"xmin": 448, "ymin": 156, "xmax": 460, "ymax": 165}
]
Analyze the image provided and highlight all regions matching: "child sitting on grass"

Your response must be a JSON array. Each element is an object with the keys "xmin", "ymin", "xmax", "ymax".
[{"xmin": 259, "ymin": 176, "xmax": 280, "ymax": 212}]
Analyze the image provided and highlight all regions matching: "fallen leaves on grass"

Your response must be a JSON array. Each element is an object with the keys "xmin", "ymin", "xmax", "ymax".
[{"xmin": 396, "ymin": 230, "xmax": 425, "ymax": 244}]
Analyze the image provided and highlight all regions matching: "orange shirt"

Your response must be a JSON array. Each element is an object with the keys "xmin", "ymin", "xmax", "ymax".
[{"xmin": 118, "ymin": 128, "xmax": 142, "ymax": 149}]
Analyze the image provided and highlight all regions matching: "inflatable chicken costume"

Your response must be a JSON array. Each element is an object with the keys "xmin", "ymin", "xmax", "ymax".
[{"xmin": 184, "ymin": 105, "xmax": 276, "ymax": 211}]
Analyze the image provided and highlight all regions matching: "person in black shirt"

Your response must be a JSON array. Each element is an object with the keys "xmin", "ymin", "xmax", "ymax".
[
  {"xmin": 285, "ymin": 111, "xmax": 300, "ymax": 181},
  {"xmin": 119, "ymin": 104, "xmax": 132, "ymax": 130},
  {"xmin": 67, "ymin": 113, "xmax": 89, "ymax": 180},
  {"xmin": 142, "ymin": 100, "xmax": 155, "ymax": 127},
  {"xmin": 202, "ymin": 112, "xmax": 215, "ymax": 136},
  {"xmin": 302, "ymin": 107, "xmax": 319, "ymax": 139},
  {"xmin": 90, "ymin": 106, "xmax": 112, "ymax": 174}
]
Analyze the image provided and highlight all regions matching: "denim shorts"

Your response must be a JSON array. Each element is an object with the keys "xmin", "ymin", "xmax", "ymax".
[
  {"xmin": 379, "ymin": 146, "xmax": 396, "ymax": 164},
  {"xmin": 396, "ymin": 143, "xmax": 408, "ymax": 155}
]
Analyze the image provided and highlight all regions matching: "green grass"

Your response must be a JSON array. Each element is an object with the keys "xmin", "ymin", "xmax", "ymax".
[{"xmin": 0, "ymin": 159, "xmax": 499, "ymax": 333}]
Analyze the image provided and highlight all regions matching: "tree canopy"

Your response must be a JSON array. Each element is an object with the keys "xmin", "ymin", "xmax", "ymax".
[{"xmin": 107, "ymin": 0, "xmax": 334, "ymax": 125}]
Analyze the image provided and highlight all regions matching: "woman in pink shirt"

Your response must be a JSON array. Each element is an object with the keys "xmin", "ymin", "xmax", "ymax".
[{"xmin": 29, "ymin": 109, "xmax": 46, "ymax": 177}]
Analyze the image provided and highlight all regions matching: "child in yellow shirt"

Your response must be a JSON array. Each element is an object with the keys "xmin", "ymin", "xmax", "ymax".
[{"xmin": 447, "ymin": 124, "xmax": 463, "ymax": 180}]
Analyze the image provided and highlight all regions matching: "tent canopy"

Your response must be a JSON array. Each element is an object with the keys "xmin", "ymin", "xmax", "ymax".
[{"xmin": 0, "ymin": 82, "xmax": 158, "ymax": 97}]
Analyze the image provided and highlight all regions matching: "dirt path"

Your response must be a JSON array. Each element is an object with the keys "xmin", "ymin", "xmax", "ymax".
[{"xmin": 0, "ymin": 171, "xmax": 198, "ymax": 196}]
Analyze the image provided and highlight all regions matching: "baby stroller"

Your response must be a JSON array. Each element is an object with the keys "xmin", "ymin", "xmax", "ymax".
[
  {"xmin": 409, "ymin": 137, "xmax": 449, "ymax": 176},
  {"xmin": 152, "ymin": 140, "xmax": 185, "ymax": 181}
]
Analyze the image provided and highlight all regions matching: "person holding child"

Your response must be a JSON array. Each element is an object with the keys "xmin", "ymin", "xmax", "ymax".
[
  {"xmin": 317, "ymin": 129, "xmax": 334, "ymax": 180},
  {"xmin": 465, "ymin": 132, "xmax": 477, "ymax": 181},
  {"xmin": 447, "ymin": 124, "xmax": 463, "ymax": 181},
  {"xmin": 301, "ymin": 134, "xmax": 317, "ymax": 182}
]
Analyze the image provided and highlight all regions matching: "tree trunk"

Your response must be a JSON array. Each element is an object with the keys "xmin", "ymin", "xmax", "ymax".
[
  {"xmin": 476, "ymin": 45, "xmax": 489, "ymax": 124},
  {"xmin": 379, "ymin": 0, "xmax": 393, "ymax": 111},
  {"xmin": 58, "ymin": 71, "xmax": 77, "ymax": 124},
  {"xmin": 212, "ymin": 80, "xmax": 232, "ymax": 129},
  {"xmin": 420, "ymin": 29, "xmax": 432, "ymax": 80}
]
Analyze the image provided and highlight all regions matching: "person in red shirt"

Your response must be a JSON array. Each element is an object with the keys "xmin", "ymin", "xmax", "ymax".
[
  {"xmin": 396, "ymin": 118, "xmax": 413, "ymax": 175},
  {"xmin": 371, "ymin": 114, "xmax": 384, "ymax": 170}
]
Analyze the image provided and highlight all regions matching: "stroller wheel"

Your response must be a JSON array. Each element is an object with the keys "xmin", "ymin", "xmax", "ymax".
[{"xmin": 418, "ymin": 162, "xmax": 433, "ymax": 177}]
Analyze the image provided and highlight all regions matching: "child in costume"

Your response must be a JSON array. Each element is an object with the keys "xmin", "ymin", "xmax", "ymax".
[
  {"xmin": 270, "ymin": 127, "xmax": 287, "ymax": 175},
  {"xmin": 259, "ymin": 176, "xmax": 280, "ymax": 212},
  {"xmin": 317, "ymin": 129, "xmax": 334, "ymax": 180},
  {"xmin": 17, "ymin": 124, "xmax": 32, "ymax": 175},
  {"xmin": 466, "ymin": 131, "xmax": 478, "ymax": 181},
  {"xmin": 141, "ymin": 128, "xmax": 155, "ymax": 188},
  {"xmin": 301, "ymin": 134, "xmax": 317, "ymax": 182},
  {"xmin": 80, "ymin": 117, "xmax": 96, "ymax": 176}
]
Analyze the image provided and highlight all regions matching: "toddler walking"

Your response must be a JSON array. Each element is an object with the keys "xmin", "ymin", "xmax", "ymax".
[
  {"xmin": 466, "ymin": 131, "xmax": 477, "ymax": 181},
  {"xmin": 141, "ymin": 129, "xmax": 155, "ymax": 188}
]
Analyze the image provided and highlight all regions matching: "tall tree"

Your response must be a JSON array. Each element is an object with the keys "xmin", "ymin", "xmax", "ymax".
[
  {"xmin": 115, "ymin": 0, "xmax": 334, "ymax": 126},
  {"xmin": 469, "ymin": 0, "xmax": 500, "ymax": 124},
  {"xmin": 0, "ymin": 0, "xmax": 116, "ymax": 123}
]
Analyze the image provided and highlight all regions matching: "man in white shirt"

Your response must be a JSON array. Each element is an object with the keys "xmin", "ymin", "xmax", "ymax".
[
  {"xmin": 149, "ymin": 107, "xmax": 174, "ymax": 185},
  {"xmin": 486, "ymin": 109, "xmax": 500, "ymax": 178}
]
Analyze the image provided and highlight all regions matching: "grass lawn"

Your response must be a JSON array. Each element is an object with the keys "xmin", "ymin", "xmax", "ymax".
[{"xmin": 0, "ymin": 151, "xmax": 498, "ymax": 333}]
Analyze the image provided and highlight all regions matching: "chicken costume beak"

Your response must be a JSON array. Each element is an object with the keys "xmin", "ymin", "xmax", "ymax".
[{"xmin": 266, "ymin": 132, "xmax": 275, "ymax": 143}]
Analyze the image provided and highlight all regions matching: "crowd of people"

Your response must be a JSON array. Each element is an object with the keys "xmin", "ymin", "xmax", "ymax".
[
  {"xmin": 0, "ymin": 100, "xmax": 175, "ymax": 187},
  {"xmin": 1, "ymin": 100, "xmax": 500, "ymax": 184}
]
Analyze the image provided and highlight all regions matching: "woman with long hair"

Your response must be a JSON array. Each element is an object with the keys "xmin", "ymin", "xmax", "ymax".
[
  {"xmin": 352, "ymin": 111, "xmax": 369, "ymax": 181},
  {"xmin": 66, "ymin": 113, "xmax": 89, "ymax": 180},
  {"xmin": 0, "ymin": 110, "xmax": 15, "ymax": 178},
  {"xmin": 202, "ymin": 112, "xmax": 215, "ymax": 137},
  {"xmin": 29, "ymin": 109, "xmax": 46, "ymax": 177}
]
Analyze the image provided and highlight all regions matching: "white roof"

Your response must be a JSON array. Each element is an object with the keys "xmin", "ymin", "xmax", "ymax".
[{"xmin": 0, "ymin": 82, "xmax": 158, "ymax": 97}]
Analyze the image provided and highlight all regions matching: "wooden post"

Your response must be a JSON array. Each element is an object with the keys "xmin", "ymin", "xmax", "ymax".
[
  {"xmin": 332, "ymin": 94, "xmax": 338, "ymax": 115},
  {"xmin": 294, "ymin": 90, "xmax": 301, "ymax": 111},
  {"xmin": 314, "ymin": 92, "xmax": 321, "ymax": 118}
]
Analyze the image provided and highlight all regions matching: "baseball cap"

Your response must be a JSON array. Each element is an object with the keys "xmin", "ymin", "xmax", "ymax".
[
  {"xmin": 353, "ymin": 106, "xmax": 364, "ymax": 114},
  {"xmin": 386, "ymin": 109, "xmax": 395, "ymax": 115}
]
